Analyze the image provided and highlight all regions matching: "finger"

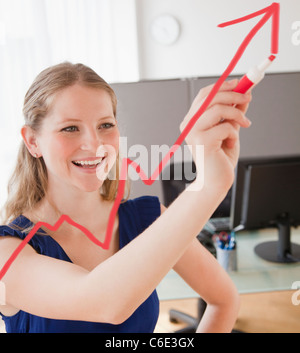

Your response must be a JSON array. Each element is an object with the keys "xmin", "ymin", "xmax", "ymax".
[
  {"xmin": 195, "ymin": 79, "xmax": 239, "ymax": 103},
  {"xmin": 235, "ymin": 91, "xmax": 252, "ymax": 114},
  {"xmin": 204, "ymin": 122, "xmax": 239, "ymax": 150},
  {"xmin": 182, "ymin": 91, "xmax": 250, "ymax": 133},
  {"xmin": 197, "ymin": 104, "xmax": 251, "ymax": 131},
  {"xmin": 203, "ymin": 90, "xmax": 251, "ymax": 111},
  {"xmin": 223, "ymin": 124, "xmax": 240, "ymax": 149}
]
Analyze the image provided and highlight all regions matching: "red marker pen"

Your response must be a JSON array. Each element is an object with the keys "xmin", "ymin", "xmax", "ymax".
[{"xmin": 234, "ymin": 55, "xmax": 276, "ymax": 94}]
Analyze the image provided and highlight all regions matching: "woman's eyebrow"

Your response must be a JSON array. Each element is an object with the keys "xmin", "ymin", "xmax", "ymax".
[{"xmin": 58, "ymin": 116, "xmax": 115, "ymax": 124}]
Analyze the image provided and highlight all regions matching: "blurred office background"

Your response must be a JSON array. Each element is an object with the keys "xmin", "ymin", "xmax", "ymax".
[{"xmin": 0, "ymin": 0, "xmax": 299, "ymax": 209}]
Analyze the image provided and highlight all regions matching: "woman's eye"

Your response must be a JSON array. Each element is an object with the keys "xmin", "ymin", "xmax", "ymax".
[
  {"xmin": 62, "ymin": 126, "xmax": 78, "ymax": 132},
  {"xmin": 100, "ymin": 123, "xmax": 115, "ymax": 129}
]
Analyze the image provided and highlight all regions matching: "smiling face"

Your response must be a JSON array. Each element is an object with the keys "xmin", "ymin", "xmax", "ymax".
[{"xmin": 26, "ymin": 84, "xmax": 120, "ymax": 193}]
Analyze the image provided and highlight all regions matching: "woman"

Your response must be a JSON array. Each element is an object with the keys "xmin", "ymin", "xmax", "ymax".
[{"xmin": 0, "ymin": 62, "xmax": 251, "ymax": 333}]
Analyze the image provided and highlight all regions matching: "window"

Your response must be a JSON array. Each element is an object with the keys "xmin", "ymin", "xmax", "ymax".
[{"xmin": 0, "ymin": 0, "xmax": 140, "ymax": 211}]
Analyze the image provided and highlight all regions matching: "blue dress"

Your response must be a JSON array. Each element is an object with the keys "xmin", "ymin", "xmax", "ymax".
[{"xmin": 0, "ymin": 196, "xmax": 161, "ymax": 333}]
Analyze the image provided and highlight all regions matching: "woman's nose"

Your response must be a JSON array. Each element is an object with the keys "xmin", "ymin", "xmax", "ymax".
[{"xmin": 80, "ymin": 129, "xmax": 102, "ymax": 152}]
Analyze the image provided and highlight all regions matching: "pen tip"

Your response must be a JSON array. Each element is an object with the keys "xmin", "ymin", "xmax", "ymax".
[{"xmin": 268, "ymin": 55, "xmax": 276, "ymax": 62}]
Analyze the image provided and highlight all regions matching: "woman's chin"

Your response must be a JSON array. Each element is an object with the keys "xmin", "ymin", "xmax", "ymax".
[{"xmin": 74, "ymin": 180, "xmax": 104, "ymax": 193}]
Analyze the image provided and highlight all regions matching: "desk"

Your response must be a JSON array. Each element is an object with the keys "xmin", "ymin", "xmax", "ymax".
[{"xmin": 157, "ymin": 227, "xmax": 300, "ymax": 300}]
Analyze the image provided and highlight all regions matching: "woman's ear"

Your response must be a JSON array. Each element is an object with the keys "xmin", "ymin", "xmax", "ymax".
[{"xmin": 21, "ymin": 125, "xmax": 41, "ymax": 158}]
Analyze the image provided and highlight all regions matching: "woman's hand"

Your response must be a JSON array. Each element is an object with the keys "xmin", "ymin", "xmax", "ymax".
[{"xmin": 180, "ymin": 79, "xmax": 252, "ymax": 193}]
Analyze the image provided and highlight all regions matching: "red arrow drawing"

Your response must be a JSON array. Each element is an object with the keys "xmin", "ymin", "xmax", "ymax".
[{"xmin": 0, "ymin": 3, "xmax": 280, "ymax": 281}]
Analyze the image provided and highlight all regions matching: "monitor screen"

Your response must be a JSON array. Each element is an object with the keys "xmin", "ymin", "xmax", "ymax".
[
  {"xmin": 161, "ymin": 161, "xmax": 231, "ymax": 218},
  {"xmin": 230, "ymin": 155, "xmax": 300, "ymax": 263}
]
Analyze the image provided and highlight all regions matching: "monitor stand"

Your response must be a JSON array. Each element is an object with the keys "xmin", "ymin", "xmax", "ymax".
[{"xmin": 254, "ymin": 218, "xmax": 300, "ymax": 263}]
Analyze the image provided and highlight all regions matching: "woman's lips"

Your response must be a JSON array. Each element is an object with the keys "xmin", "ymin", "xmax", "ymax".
[
  {"xmin": 71, "ymin": 145, "xmax": 116, "ymax": 179},
  {"xmin": 72, "ymin": 157, "xmax": 104, "ymax": 168},
  {"xmin": 72, "ymin": 157, "xmax": 106, "ymax": 172}
]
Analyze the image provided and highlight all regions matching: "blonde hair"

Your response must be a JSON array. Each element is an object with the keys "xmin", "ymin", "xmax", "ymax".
[{"xmin": 2, "ymin": 62, "xmax": 130, "ymax": 225}]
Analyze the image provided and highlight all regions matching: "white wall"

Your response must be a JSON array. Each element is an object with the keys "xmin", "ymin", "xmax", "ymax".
[{"xmin": 135, "ymin": 0, "xmax": 300, "ymax": 80}]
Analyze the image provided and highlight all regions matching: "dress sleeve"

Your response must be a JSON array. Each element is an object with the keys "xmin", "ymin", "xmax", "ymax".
[
  {"xmin": 0, "ymin": 225, "xmax": 24, "ymax": 240},
  {"xmin": 0, "ymin": 220, "xmax": 45, "ymax": 255}
]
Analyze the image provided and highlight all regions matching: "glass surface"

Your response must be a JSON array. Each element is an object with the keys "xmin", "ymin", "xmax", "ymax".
[{"xmin": 157, "ymin": 227, "xmax": 300, "ymax": 300}]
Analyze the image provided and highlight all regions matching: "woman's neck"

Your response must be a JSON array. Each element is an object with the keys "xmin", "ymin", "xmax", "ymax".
[{"xmin": 27, "ymin": 184, "xmax": 112, "ymax": 231}]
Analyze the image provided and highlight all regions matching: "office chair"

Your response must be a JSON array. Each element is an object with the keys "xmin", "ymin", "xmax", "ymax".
[{"xmin": 161, "ymin": 161, "xmax": 231, "ymax": 333}]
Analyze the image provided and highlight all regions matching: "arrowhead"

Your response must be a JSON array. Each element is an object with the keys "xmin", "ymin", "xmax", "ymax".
[{"xmin": 218, "ymin": 2, "xmax": 280, "ymax": 54}]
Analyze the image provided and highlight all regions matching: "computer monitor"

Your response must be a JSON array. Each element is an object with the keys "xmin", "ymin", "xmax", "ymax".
[
  {"xmin": 230, "ymin": 155, "xmax": 300, "ymax": 263},
  {"xmin": 161, "ymin": 161, "xmax": 231, "ymax": 218},
  {"xmin": 161, "ymin": 161, "xmax": 197, "ymax": 207}
]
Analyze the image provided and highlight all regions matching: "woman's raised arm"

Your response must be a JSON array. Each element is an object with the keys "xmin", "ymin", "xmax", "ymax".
[{"xmin": 0, "ymin": 80, "xmax": 251, "ymax": 324}]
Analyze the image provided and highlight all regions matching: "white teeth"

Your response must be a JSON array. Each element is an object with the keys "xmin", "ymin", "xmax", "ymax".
[{"xmin": 73, "ymin": 158, "xmax": 103, "ymax": 166}]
